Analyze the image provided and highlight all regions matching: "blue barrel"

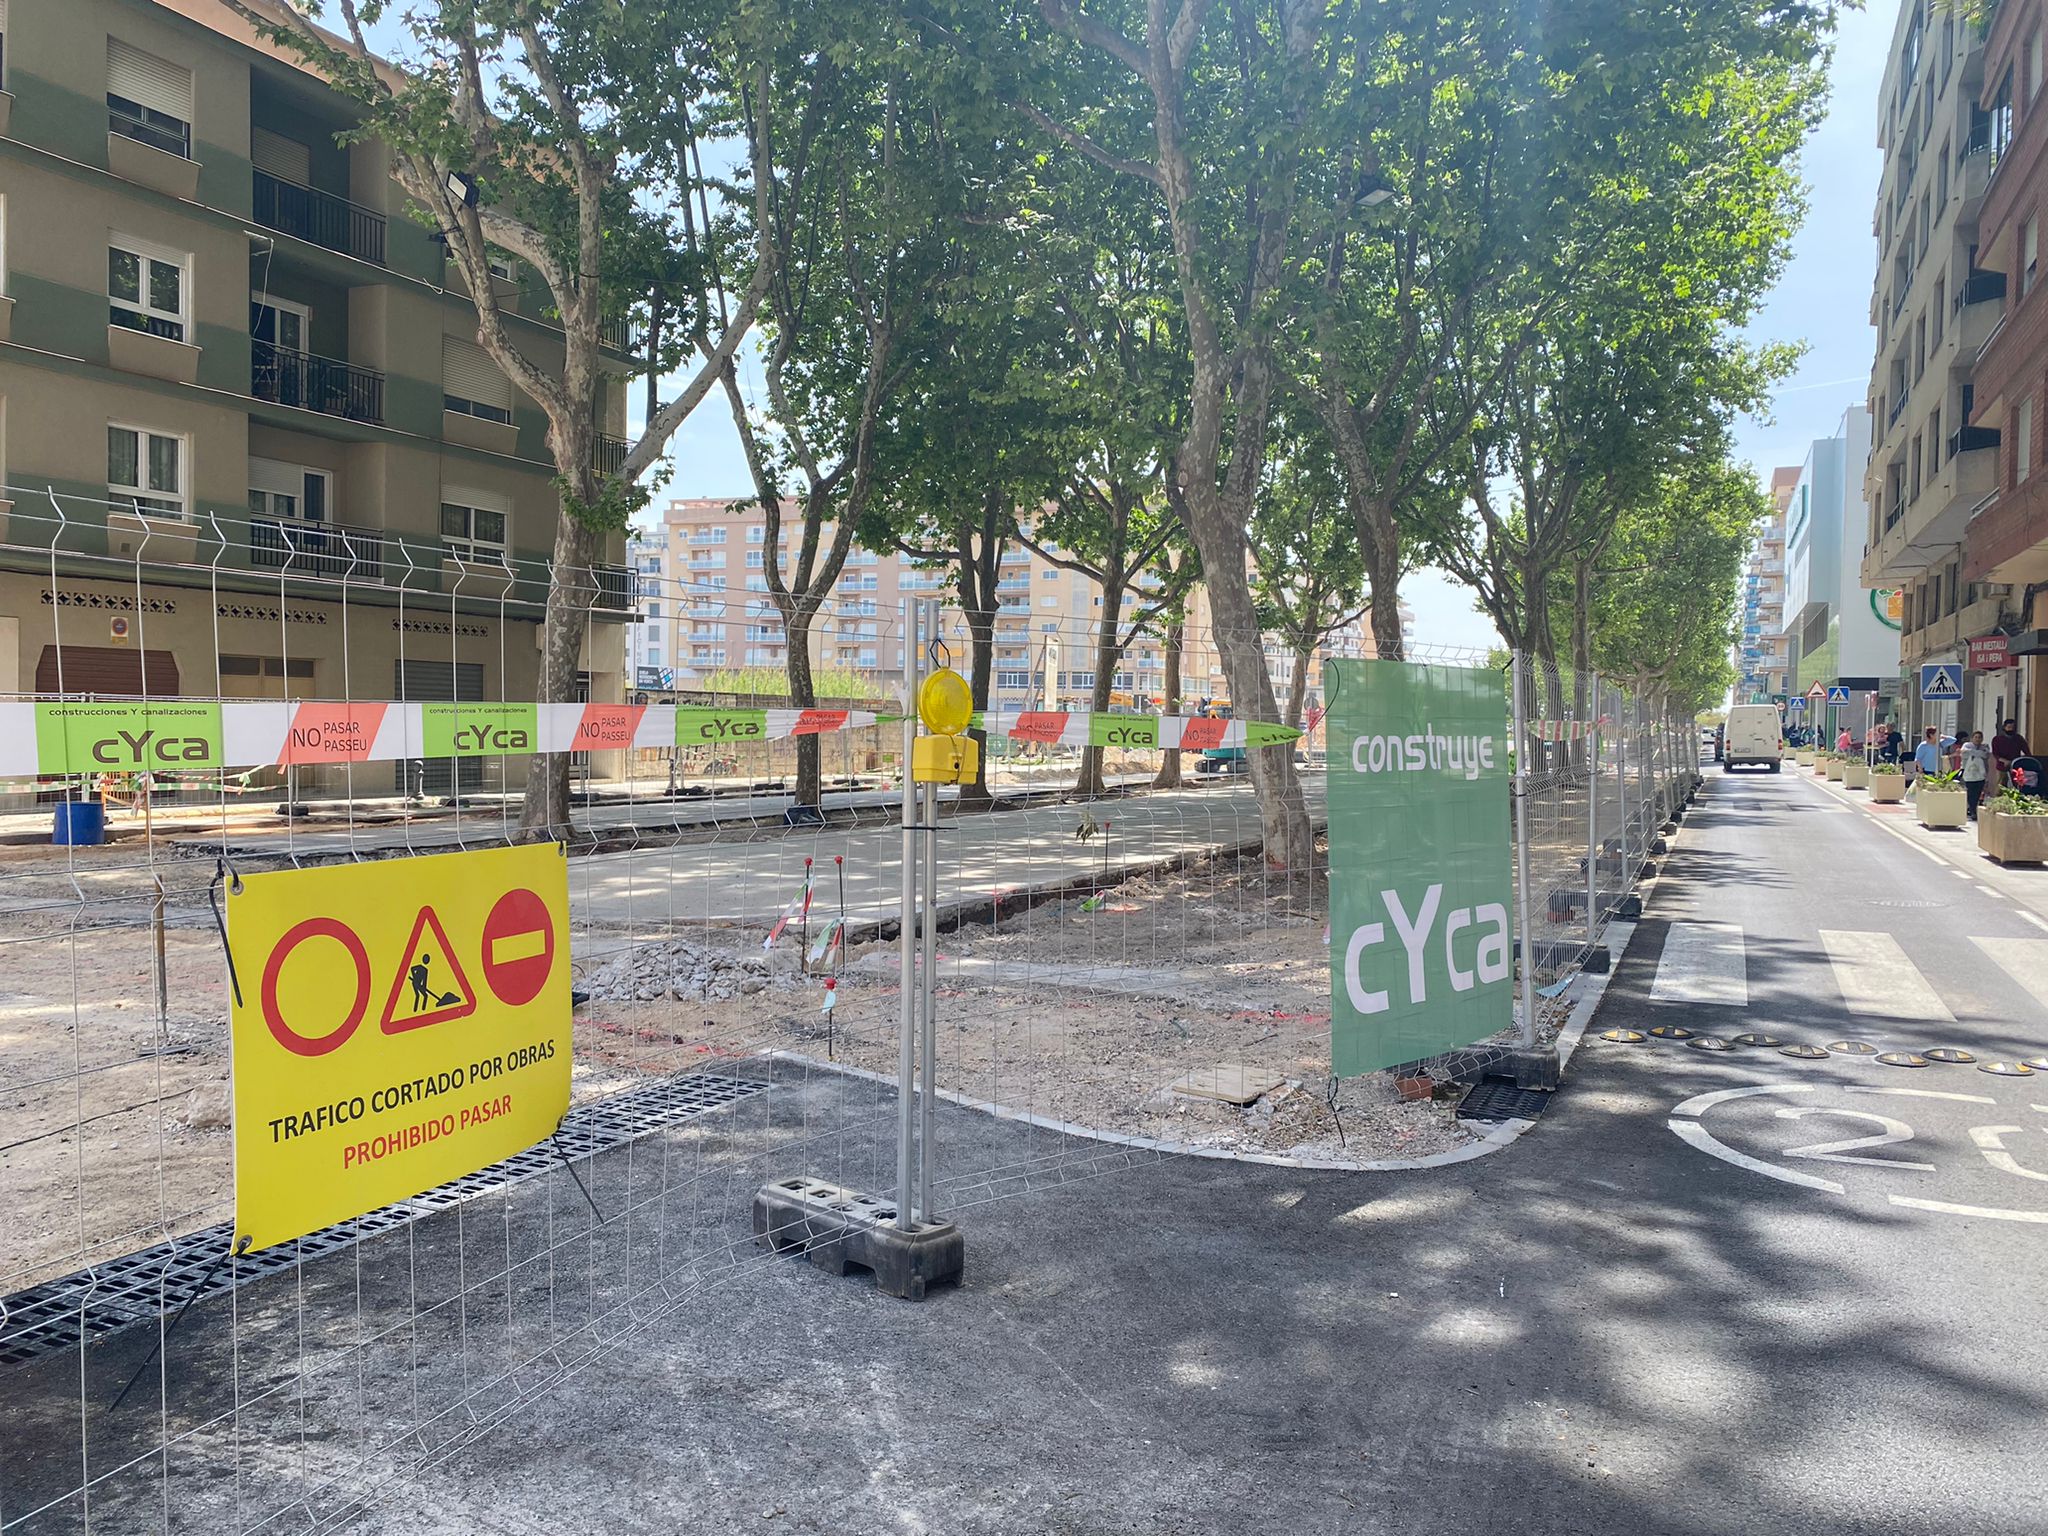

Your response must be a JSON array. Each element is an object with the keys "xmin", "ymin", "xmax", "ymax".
[{"xmin": 52, "ymin": 800, "xmax": 106, "ymax": 846}]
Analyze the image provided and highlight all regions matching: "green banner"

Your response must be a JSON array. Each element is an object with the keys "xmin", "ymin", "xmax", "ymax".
[
  {"xmin": 1243, "ymin": 722, "xmax": 1301, "ymax": 748},
  {"xmin": 674, "ymin": 707, "xmax": 769, "ymax": 745},
  {"xmin": 1088, "ymin": 714, "xmax": 1158, "ymax": 748},
  {"xmin": 421, "ymin": 702, "xmax": 538, "ymax": 756},
  {"xmin": 1326, "ymin": 661, "xmax": 1513, "ymax": 1077},
  {"xmin": 35, "ymin": 701, "xmax": 223, "ymax": 773}
]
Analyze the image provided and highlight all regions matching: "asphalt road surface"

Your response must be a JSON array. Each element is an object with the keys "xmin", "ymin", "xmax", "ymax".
[{"xmin": 8, "ymin": 765, "xmax": 2042, "ymax": 1534}]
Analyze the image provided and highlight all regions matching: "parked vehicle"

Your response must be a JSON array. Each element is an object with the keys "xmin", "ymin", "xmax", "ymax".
[{"xmin": 1722, "ymin": 704, "xmax": 1783, "ymax": 772}]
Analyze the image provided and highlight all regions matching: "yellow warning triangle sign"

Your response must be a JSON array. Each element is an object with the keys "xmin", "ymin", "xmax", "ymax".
[{"xmin": 379, "ymin": 905, "xmax": 477, "ymax": 1034}]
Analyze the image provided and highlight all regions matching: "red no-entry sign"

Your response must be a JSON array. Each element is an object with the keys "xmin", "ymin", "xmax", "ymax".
[{"xmin": 481, "ymin": 887, "xmax": 556, "ymax": 1006}]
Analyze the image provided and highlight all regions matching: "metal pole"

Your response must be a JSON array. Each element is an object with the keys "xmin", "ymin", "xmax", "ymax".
[
  {"xmin": 1586, "ymin": 671, "xmax": 1600, "ymax": 953},
  {"xmin": 1511, "ymin": 650, "xmax": 1539, "ymax": 1048},
  {"xmin": 916, "ymin": 603, "xmax": 941, "ymax": 1217},
  {"xmin": 1635, "ymin": 698, "xmax": 1652, "ymax": 862},
  {"xmin": 918, "ymin": 773, "xmax": 939, "ymax": 1218},
  {"xmin": 152, "ymin": 874, "xmax": 169, "ymax": 1045},
  {"xmin": 895, "ymin": 600, "xmax": 921, "ymax": 1231},
  {"xmin": 1615, "ymin": 692, "xmax": 1631, "ymax": 871}
]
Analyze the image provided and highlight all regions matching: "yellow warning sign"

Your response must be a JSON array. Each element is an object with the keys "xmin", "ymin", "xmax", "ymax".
[{"xmin": 227, "ymin": 843, "xmax": 572, "ymax": 1251}]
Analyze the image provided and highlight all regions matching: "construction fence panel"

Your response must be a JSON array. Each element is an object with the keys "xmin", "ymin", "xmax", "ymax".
[{"xmin": 0, "ymin": 489, "xmax": 1703, "ymax": 1533}]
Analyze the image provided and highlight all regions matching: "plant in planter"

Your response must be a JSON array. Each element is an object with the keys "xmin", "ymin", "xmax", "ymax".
[
  {"xmin": 1842, "ymin": 756, "xmax": 1871, "ymax": 788},
  {"xmin": 1824, "ymin": 754, "xmax": 1847, "ymax": 781},
  {"xmin": 1979, "ymin": 788, "xmax": 2048, "ymax": 863},
  {"xmin": 1869, "ymin": 763, "xmax": 1905, "ymax": 803},
  {"xmin": 1916, "ymin": 769, "xmax": 1968, "ymax": 829}
]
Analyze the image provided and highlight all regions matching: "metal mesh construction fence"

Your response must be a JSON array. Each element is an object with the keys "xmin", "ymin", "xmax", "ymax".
[{"xmin": 0, "ymin": 488, "xmax": 1698, "ymax": 1532}]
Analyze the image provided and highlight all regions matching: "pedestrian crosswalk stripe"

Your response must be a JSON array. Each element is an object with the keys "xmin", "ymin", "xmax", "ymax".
[
  {"xmin": 1651, "ymin": 921, "xmax": 1748, "ymax": 1007},
  {"xmin": 1970, "ymin": 937, "xmax": 2048, "ymax": 1014},
  {"xmin": 1820, "ymin": 930, "xmax": 1954, "ymax": 1023}
]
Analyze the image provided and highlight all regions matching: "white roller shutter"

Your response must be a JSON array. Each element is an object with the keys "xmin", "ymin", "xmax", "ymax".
[
  {"xmin": 107, "ymin": 39, "xmax": 193, "ymax": 121},
  {"xmin": 250, "ymin": 127, "xmax": 310, "ymax": 184},
  {"xmin": 443, "ymin": 337, "xmax": 510, "ymax": 411}
]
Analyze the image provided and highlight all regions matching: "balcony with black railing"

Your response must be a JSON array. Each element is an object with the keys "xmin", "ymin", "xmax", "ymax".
[
  {"xmin": 595, "ymin": 434, "xmax": 629, "ymax": 476},
  {"xmin": 251, "ymin": 339, "xmax": 385, "ymax": 424},
  {"xmin": 250, "ymin": 518, "xmax": 385, "ymax": 581},
  {"xmin": 252, "ymin": 169, "xmax": 387, "ymax": 266}
]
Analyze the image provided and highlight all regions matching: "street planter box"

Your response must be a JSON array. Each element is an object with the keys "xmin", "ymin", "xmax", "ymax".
[
  {"xmin": 1825, "ymin": 759, "xmax": 1846, "ymax": 781},
  {"xmin": 1917, "ymin": 786, "xmax": 1968, "ymax": 829},
  {"xmin": 1979, "ymin": 806, "xmax": 2048, "ymax": 864},
  {"xmin": 1796, "ymin": 750, "xmax": 1815, "ymax": 767},
  {"xmin": 1812, "ymin": 757, "xmax": 1830, "ymax": 776},
  {"xmin": 1869, "ymin": 772, "xmax": 1906, "ymax": 803},
  {"xmin": 1842, "ymin": 761, "xmax": 1870, "ymax": 789}
]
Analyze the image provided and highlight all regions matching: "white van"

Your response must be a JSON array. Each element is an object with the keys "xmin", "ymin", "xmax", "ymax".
[{"xmin": 1723, "ymin": 703, "xmax": 1784, "ymax": 772}]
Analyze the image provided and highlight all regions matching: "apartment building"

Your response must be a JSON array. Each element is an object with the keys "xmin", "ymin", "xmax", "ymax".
[
  {"xmin": 1735, "ymin": 466, "xmax": 1796, "ymax": 703},
  {"xmin": 1782, "ymin": 407, "xmax": 1901, "ymax": 722},
  {"xmin": 0, "ymin": 0, "xmax": 634, "ymax": 787},
  {"xmin": 628, "ymin": 496, "xmax": 1189, "ymax": 711},
  {"xmin": 1863, "ymin": 0, "xmax": 2024, "ymax": 738},
  {"xmin": 1960, "ymin": 0, "xmax": 2048, "ymax": 743}
]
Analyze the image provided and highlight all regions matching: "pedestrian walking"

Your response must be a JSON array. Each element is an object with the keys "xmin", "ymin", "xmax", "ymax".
[
  {"xmin": 1912, "ymin": 726, "xmax": 1943, "ymax": 792},
  {"xmin": 1837, "ymin": 725, "xmax": 1853, "ymax": 752},
  {"xmin": 1961, "ymin": 730, "xmax": 1992, "ymax": 820},
  {"xmin": 1993, "ymin": 718, "xmax": 2032, "ymax": 786}
]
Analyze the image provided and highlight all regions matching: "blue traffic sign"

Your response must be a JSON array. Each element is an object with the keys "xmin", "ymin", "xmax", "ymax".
[
  {"xmin": 1786, "ymin": 698, "xmax": 1807, "ymax": 715},
  {"xmin": 1825, "ymin": 685, "xmax": 1852, "ymax": 705},
  {"xmin": 1920, "ymin": 663, "xmax": 1964, "ymax": 702}
]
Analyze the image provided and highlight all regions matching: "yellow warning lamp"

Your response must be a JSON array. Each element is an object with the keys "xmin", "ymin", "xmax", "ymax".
[
  {"xmin": 912, "ymin": 732, "xmax": 980, "ymax": 784},
  {"xmin": 917, "ymin": 667, "xmax": 974, "ymax": 736}
]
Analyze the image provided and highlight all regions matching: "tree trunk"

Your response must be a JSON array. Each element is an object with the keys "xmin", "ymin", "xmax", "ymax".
[
  {"xmin": 785, "ymin": 607, "xmax": 820, "ymax": 807},
  {"xmin": 1074, "ymin": 574, "xmax": 1123, "ymax": 799},
  {"xmin": 960, "ymin": 547, "xmax": 998, "ymax": 807},
  {"xmin": 1284, "ymin": 642, "xmax": 1312, "ymax": 730},
  {"xmin": 1183, "ymin": 490, "xmax": 1313, "ymax": 866},
  {"xmin": 519, "ymin": 504, "xmax": 599, "ymax": 839},
  {"xmin": 1362, "ymin": 508, "xmax": 1406, "ymax": 661},
  {"xmin": 1152, "ymin": 619, "xmax": 1185, "ymax": 789}
]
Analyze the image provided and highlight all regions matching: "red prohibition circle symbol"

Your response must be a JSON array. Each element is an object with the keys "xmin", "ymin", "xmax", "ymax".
[{"xmin": 262, "ymin": 916, "xmax": 371, "ymax": 1057}]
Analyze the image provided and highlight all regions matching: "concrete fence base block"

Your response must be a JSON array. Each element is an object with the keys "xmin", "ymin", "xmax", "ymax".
[
  {"xmin": 753, "ymin": 1176, "xmax": 964, "ymax": 1302},
  {"xmin": 1498, "ymin": 1045, "xmax": 1561, "ymax": 1092}
]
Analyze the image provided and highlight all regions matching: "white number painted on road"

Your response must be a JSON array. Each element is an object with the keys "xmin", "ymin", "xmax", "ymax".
[
  {"xmin": 1775, "ymin": 1108, "xmax": 1932, "ymax": 1171},
  {"xmin": 1668, "ymin": 1082, "xmax": 2048, "ymax": 1224},
  {"xmin": 1969, "ymin": 1126, "xmax": 2048, "ymax": 1184}
]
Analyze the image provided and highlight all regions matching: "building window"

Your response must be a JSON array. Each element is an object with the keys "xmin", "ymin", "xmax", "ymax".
[
  {"xmin": 248, "ymin": 458, "xmax": 331, "ymax": 522},
  {"xmin": 747, "ymin": 549, "xmax": 764, "ymax": 568},
  {"xmin": 441, "ymin": 495, "xmax": 509, "ymax": 563},
  {"xmin": 2020, "ymin": 400, "xmax": 2036, "ymax": 485},
  {"xmin": 108, "ymin": 239, "xmax": 187, "ymax": 341},
  {"xmin": 2029, "ymin": 218, "xmax": 2041, "ymax": 298},
  {"xmin": 108, "ymin": 424, "xmax": 185, "ymax": 518},
  {"xmin": 1929, "ymin": 406, "xmax": 1942, "ymax": 471},
  {"xmin": 487, "ymin": 252, "xmax": 517, "ymax": 282},
  {"xmin": 443, "ymin": 337, "xmax": 513, "ymax": 424},
  {"xmin": 2032, "ymin": 32, "xmax": 2043, "ymax": 104},
  {"xmin": 746, "ymin": 525, "xmax": 765, "ymax": 543},
  {"xmin": 107, "ymin": 39, "xmax": 193, "ymax": 159}
]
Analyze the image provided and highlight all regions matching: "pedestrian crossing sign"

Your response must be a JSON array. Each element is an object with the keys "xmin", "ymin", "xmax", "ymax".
[
  {"xmin": 1920, "ymin": 663, "xmax": 1964, "ymax": 701},
  {"xmin": 1825, "ymin": 685, "xmax": 1851, "ymax": 705}
]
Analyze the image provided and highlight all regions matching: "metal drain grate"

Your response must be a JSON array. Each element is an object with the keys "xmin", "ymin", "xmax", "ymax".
[
  {"xmin": 1455, "ymin": 1080, "xmax": 1555, "ymax": 1124},
  {"xmin": 0, "ymin": 1071, "xmax": 766, "ymax": 1368}
]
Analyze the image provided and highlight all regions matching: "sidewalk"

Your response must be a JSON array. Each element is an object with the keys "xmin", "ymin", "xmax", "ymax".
[{"xmin": 1795, "ymin": 763, "xmax": 2048, "ymax": 931}]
